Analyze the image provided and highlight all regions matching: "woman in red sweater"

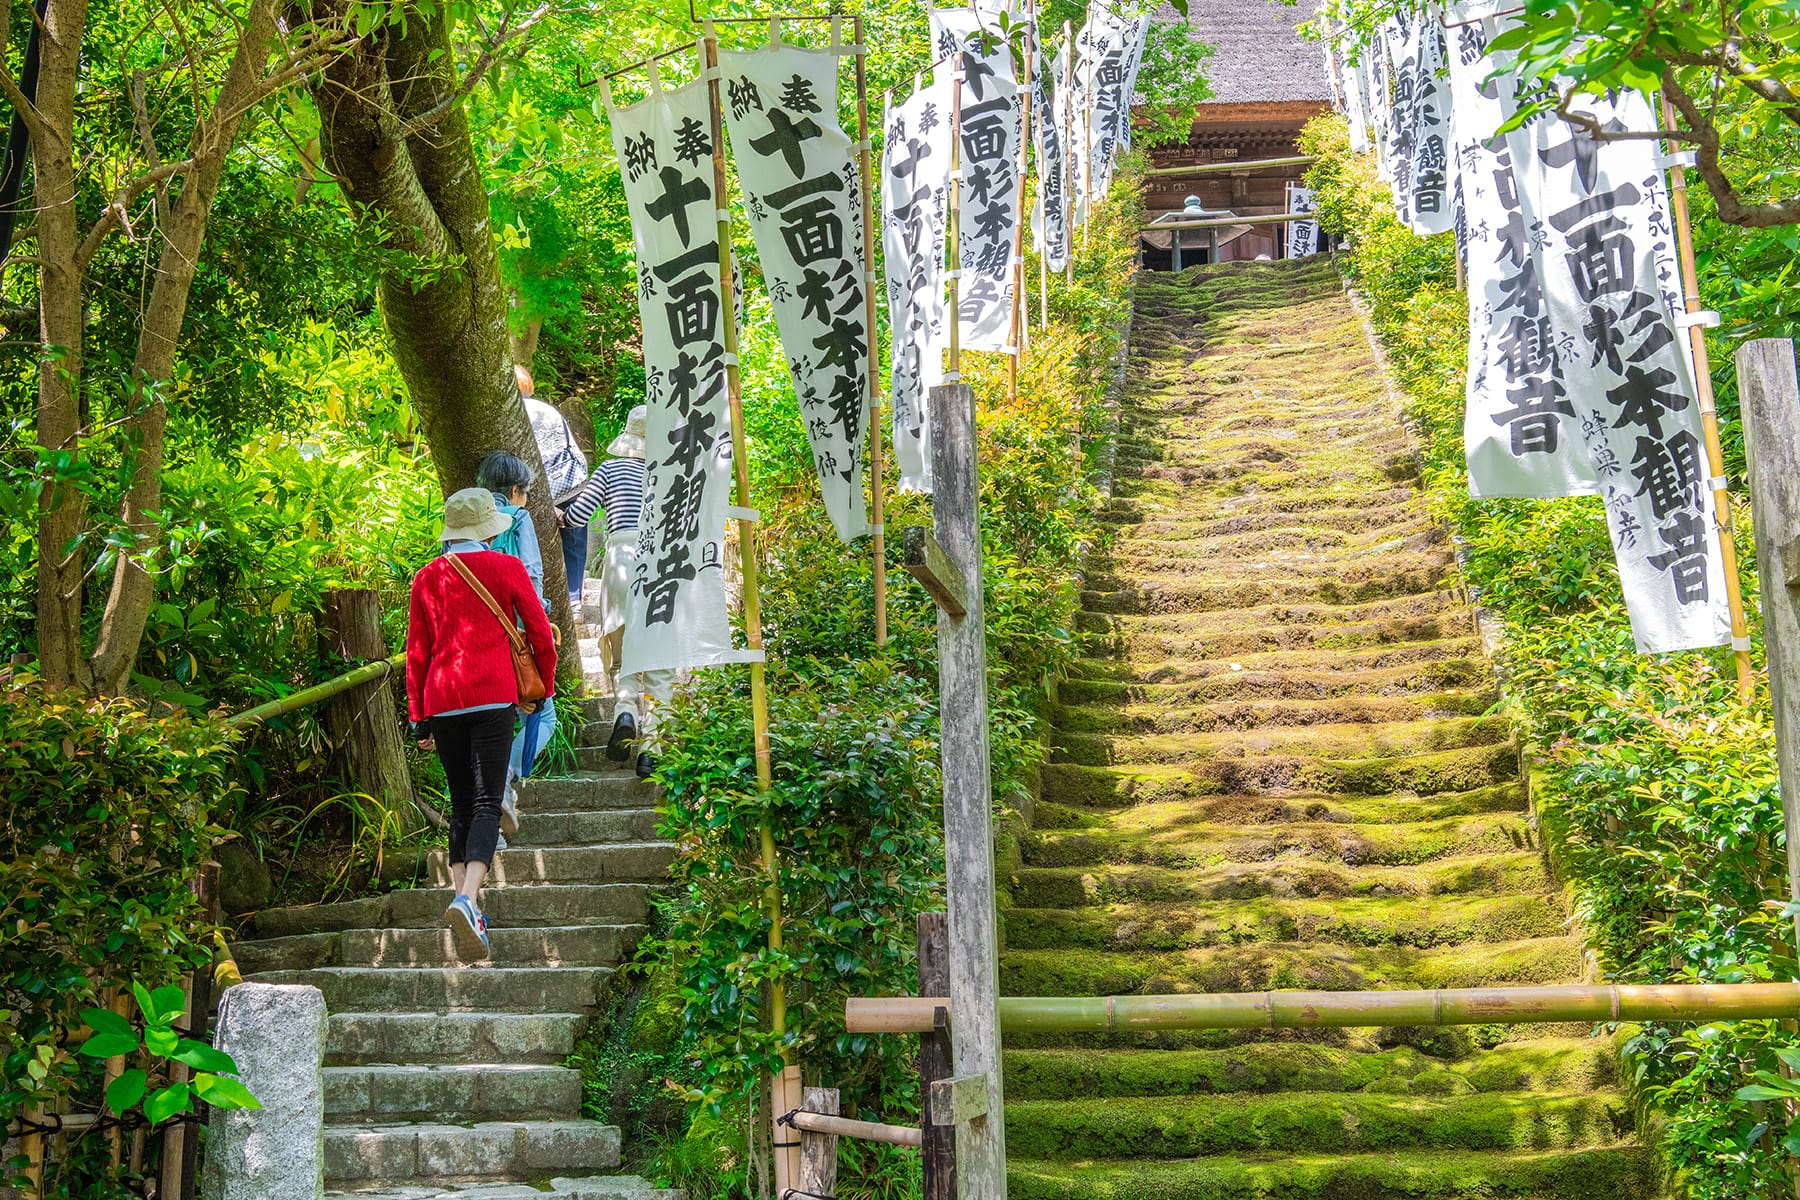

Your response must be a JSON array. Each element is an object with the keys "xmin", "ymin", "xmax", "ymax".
[{"xmin": 407, "ymin": 487, "xmax": 558, "ymax": 960}]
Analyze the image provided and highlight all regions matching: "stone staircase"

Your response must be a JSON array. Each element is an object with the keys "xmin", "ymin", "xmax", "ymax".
[
  {"xmin": 999, "ymin": 259, "xmax": 1662, "ymax": 1199},
  {"xmin": 235, "ymin": 641, "xmax": 677, "ymax": 1199}
]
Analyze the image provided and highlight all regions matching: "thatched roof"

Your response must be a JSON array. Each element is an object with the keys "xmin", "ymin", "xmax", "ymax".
[{"xmin": 1153, "ymin": 0, "xmax": 1330, "ymax": 106}]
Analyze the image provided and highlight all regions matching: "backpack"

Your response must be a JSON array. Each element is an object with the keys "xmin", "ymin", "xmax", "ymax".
[{"xmin": 490, "ymin": 503, "xmax": 528, "ymax": 561}]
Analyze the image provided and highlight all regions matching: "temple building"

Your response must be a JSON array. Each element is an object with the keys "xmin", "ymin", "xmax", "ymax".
[{"xmin": 1137, "ymin": 0, "xmax": 1332, "ymax": 268}]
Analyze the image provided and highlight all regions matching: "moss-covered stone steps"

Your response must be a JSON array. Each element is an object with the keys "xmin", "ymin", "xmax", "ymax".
[
  {"xmin": 1004, "ymin": 1038, "xmax": 1619, "ymax": 1100},
  {"xmin": 1068, "ymin": 637, "xmax": 1491, "ymax": 685},
  {"xmin": 1005, "ymin": 1146, "xmax": 1661, "ymax": 1200},
  {"xmin": 1051, "ymin": 714, "xmax": 1512, "ymax": 768},
  {"xmin": 1079, "ymin": 566, "xmax": 1457, "ymax": 614},
  {"xmin": 1074, "ymin": 590, "xmax": 1468, "ymax": 635},
  {"xmin": 1032, "ymin": 779, "xmax": 1527, "ymax": 823},
  {"xmin": 1052, "ymin": 691, "xmax": 1498, "ymax": 736},
  {"xmin": 1056, "ymin": 656, "xmax": 1491, "ymax": 706},
  {"xmin": 1007, "ymin": 849, "xmax": 1548, "ymax": 908},
  {"xmin": 1004, "ymin": 894, "xmax": 1564, "ymax": 953},
  {"xmin": 1000, "ymin": 936, "xmax": 1584, "ymax": 997}
]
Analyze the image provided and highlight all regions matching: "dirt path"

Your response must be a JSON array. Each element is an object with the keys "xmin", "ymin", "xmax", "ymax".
[{"xmin": 1001, "ymin": 258, "xmax": 1662, "ymax": 1199}]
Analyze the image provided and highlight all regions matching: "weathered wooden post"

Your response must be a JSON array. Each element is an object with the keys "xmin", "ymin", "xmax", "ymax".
[
  {"xmin": 788, "ymin": 1087, "xmax": 840, "ymax": 1200},
  {"xmin": 918, "ymin": 913, "xmax": 956, "ymax": 1200},
  {"xmin": 1737, "ymin": 339, "xmax": 1800, "ymax": 943},
  {"xmin": 905, "ymin": 382, "xmax": 1007, "ymax": 1199},
  {"xmin": 318, "ymin": 589, "xmax": 416, "ymax": 828}
]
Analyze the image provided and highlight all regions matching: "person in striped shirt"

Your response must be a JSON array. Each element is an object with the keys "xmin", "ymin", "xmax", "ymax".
[{"xmin": 559, "ymin": 406, "xmax": 672, "ymax": 778}]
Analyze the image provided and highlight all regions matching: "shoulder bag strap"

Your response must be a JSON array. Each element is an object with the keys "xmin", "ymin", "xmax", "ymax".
[{"xmin": 444, "ymin": 553, "xmax": 527, "ymax": 652}]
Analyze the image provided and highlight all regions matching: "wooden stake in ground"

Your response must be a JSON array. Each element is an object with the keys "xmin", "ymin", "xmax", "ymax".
[
  {"xmin": 853, "ymin": 17, "xmax": 887, "ymax": 650},
  {"xmin": 701, "ymin": 27, "xmax": 794, "ymax": 1195},
  {"xmin": 918, "ymin": 912, "xmax": 957, "ymax": 1200},
  {"xmin": 1663, "ymin": 97, "xmax": 1754, "ymax": 701}
]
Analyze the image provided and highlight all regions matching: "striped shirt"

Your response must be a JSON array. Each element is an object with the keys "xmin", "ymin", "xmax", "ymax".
[{"xmin": 561, "ymin": 457, "xmax": 647, "ymax": 534}]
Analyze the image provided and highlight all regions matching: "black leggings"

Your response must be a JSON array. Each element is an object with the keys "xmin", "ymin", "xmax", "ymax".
[{"xmin": 431, "ymin": 706, "xmax": 514, "ymax": 869}]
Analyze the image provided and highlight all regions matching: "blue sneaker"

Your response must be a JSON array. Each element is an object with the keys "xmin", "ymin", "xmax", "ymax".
[{"xmin": 445, "ymin": 894, "xmax": 490, "ymax": 962}]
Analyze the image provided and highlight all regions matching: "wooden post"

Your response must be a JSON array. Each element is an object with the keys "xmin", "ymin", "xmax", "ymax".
[
  {"xmin": 1738, "ymin": 339, "xmax": 1800, "ymax": 944},
  {"xmin": 319, "ymin": 588, "xmax": 417, "ymax": 829},
  {"xmin": 703, "ymin": 28, "xmax": 792, "ymax": 1195},
  {"xmin": 1664, "ymin": 98, "xmax": 1754, "ymax": 700},
  {"xmin": 20, "ymin": 1106, "xmax": 44, "ymax": 1200},
  {"xmin": 918, "ymin": 913, "xmax": 957, "ymax": 1200},
  {"xmin": 853, "ymin": 18, "xmax": 887, "ymax": 651},
  {"xmin": 103, "ymin": 988, "xmax": 129, "ymax": 1166},
  {"xmin": 788, "ymin": 1087, "xmax": 841, "ymax": 1200},
  {"xmin": 927, "ymin": 382, "xmax": 1007, "ymax": 1199}
]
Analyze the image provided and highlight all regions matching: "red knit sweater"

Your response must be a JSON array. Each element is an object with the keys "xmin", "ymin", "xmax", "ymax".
[{"xmin": 406, "ymin": 550, "xmax": 558, "ymax": 722}]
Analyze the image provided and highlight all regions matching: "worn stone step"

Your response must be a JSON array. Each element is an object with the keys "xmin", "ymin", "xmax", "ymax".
[
  {"xmin": 249, "ymin": 966, "xmax": 613, "ymax": 1014},
  {"xmin": 1032, "ymin": 778, "xmax": 1528, "ymax": 822},
  {"xmin": 1007, "ymin": 848, "xmax": 1548, "ymax": 908},
  {"xmin": 516, "ymin": 774, "xmax": 654, "ymax": 812},
  {"xmin": 1055, "ymin": 655, "xmax": 1492, "ymax": 707},
  {"xmin": 245, "ymin": 884, "xmax": 652, "ymax": 938},
  {"xmin": 1073, "ymin": 589, "xmax": 1466, "ymax": 637},
  {"xmin": 425, "ymin": 843, "xmax": 676, "ymax": 886},
  {"xmin": 1077, "ymin": 618, "xmax": 1477, "ymax": 662},
  {"xmin": 1000, "ymin": 936, "xmax": 1585, "ymax": 998},
  {"xmin": 1038, "ymin": 741, "xmax": 1520, "ymax": 806},
  {"xmin": 1003, "ymin": 1038, "xmax": 1621, "ymax": 1101},
  {"xmin": 1108, "ymin": 525, "xmax": 1446, "ymax": 572},
  {"xmin": 507, "ymin": 808, "xmax": 661, "ymax": 847},
  {"xmin": 1052, "ymin": 689, "xmax": 1498, "ymax": 735},
  {"xmin": 1077, "ymin": 562, "xmax": 1458, "ymax": 614},
  {"xmin": 1109, "ymin": 514, "xmax": 1440, "ymax": 559},
  {"xmin": 1005, "ymin": 1146, "xmax": 1663, "ymax": 1200},
  {"xmin": 323, "ymin": 1119, "xmax": 620, "ymax": 1186},
  {"xmin": 326, "ymin": 1178, "xmax": 680, "ymax": 1200},
  {"xmin": 1051, "ymin": 714, "xmax": 1513, "ymax": 769},
  {"xmin": 237, "ymin": 925, "xmax": 646, "ymax": 973},
  {"xmin": 324, "ymin": 1064, "xmax": 583, "ymax": 1123},
  {"xmin": 1068, "ymin": 634, "xmax": 1490, "ymax": 684},
  {"xmin": 1021, "ymin": 810, "xmax": 1537, "ymax": 871},
  {"xmin": 327, "ymin": 1011, "xmax": 585, "ymax": 1067},
  {"xmin": 1004, "ymin": 893, "xmax": 1567, "ymax": 953},
  {"xmin": 1006, "ymin": 1089, "xmax": 1632, "ymax": 1159}
]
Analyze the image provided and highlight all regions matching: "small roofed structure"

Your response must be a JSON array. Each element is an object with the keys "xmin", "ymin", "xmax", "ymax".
[{"xmin": 1137, "ymin": 0, "xmax": 1331, "ymax": 266}]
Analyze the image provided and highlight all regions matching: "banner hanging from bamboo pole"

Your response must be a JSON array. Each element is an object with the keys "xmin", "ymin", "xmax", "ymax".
[
  {"xmin": 1381, "ymin": 9, "xmax": 1453, "ymax": 235},
  {"xmin": 605, "ymin": 68, "xmax": 737, "ymax": 675},
  {"xmin": 882, "ymin": 67, "xmax": 956, "ymax": 494},
  {"xmin": 1071, "ymin": 4, "xmax": 1148, "ymax": 222},
  {"xmin": 718, "ymin": 35, "xmax": 872, "ymax": 542},
  {"xmin": 930, "ymin": 9, "xmax": 1022, "ymax": 353},
  {"xmin": 1033, "ymin": 34, "xmax": 1071, "ymax": 273}
]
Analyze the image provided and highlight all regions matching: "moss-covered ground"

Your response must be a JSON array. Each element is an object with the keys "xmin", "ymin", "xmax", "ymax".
[{"xmin": 1001, "ymin": 259, "xmax": 1660, "ymax": 1199}]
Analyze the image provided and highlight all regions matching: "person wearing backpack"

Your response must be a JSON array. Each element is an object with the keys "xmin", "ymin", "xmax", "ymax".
[
  {"xmin": 516, "ymin": 365, "xmax": 590, "ymax": 608},
  {"xmin": 408, "ymin": 487, "xmax": 558, "ymax": 961}
]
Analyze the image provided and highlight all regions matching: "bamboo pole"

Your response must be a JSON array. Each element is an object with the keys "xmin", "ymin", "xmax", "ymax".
[
  {"xmin": 847, "ymin": 981, "xmax": 1800, "ymax": 1034},
  {"xmin": 701, "ymin": 28, "xmax": 792, "ymax": 1195},
  {"xmin": 20, "ymin": 1106, "xmax": 44, "ymax": 1200},
  {"xmin": 787, "ymin": 1109, "xmax": 923, "ymax": 1148},
  {"xmin": 853, "ymin": 17, "xmax": 886, "ymax": 651},
  {"xmin": 1037, "ymin": 29, "xmax": 1050, "ymax": 327},
  {"xmin": 103, "ymin": 989, "xmax": 129, "ymax": 1166},
  {"xmin": 1079, "ymin": 2, "xmax": 1092, "ymax": 254},
  {"xmin": 1661, "ymin": 96, "xmax": 1754, "ymax": 702},
  {"xmin": 1062, "ymin": 19, "xmax": 1074, "ymax": 285},
  {"xmin": 228, "ymin": 653, "xmax": 404, "ymax": 728}
]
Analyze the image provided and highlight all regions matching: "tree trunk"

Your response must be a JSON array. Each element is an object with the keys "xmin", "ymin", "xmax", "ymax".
[
  {"xmin": 31, "ymin": 0, "xmax": 90, "ymax": 689},
  {"xmin": 319, "ymin": 588, "xmax": 419, "ymax": 833},
  {"xmin": 87, "ymin": 0, "xmax": 282, "ymax": 694},
  {"xmin": 311, "ymin": 6, "xmax": 579, "ymax": 662}
]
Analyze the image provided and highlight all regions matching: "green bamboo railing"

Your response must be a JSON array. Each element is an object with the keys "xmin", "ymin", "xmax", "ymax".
[
  {"xmin": 227, "ymin": 653, "xmax": 405, "ymax": 729},
  {"xmin": 847, "ymin": 982, "xmax": 1800, "ymax": 1035}
]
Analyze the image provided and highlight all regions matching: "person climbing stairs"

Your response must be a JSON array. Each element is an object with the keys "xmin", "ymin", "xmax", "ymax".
[{"xmin": 1000, "ymin": 258, "xmax": 1663, "ymax": 1199}]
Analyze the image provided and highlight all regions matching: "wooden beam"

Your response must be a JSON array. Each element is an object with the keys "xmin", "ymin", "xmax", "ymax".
[
  {"xmin": 787, "ymin": 1109, "xmax": 922, "ymax": 1149},
  {"xmin": 788, "ymin": 1087, "xmax": 840, "ymax": 1200},
  {"xmin": 1143, "ymin": 212, "xmax": 1313, "ymax": 232},
  {"xmin": 1144, "ymin": 154, "xmax": 1313, "ymax": 177},
  {"xmin": 929, "ymin": 1074, "xmax": 990, "ymax": 1126},
  {"xmin": 918, "ymin": 914, "xmax": 956, "ymax": 1200},
  {"xmin": 902, "ymin": 526, "xmax": 968, "ymax": 617},
  {"xmin": 1737, "ymin": 338, "xmax": 1800, "ymax": 946},
  {"xmin": 927, "ymin": 381, "xmax": 1007, "ymax": 1200}
]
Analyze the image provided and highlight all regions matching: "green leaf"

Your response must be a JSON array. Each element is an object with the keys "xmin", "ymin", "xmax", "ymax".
[
  {"xmin": 78, "ymin": 1032, "xmax": 141, "ymax": 1058},
  {"xmin": 173, "ymin": 1039, "xmax": 236, "ymax": 1074},
  {"xmin": 106, "ymin": 1069, "xmax": 148, "ymax": 1113},
  {"xmin": 145, "ymin": 1025, "xmax": 179, "ymax": 1056},
  {"xmin": 1734, "ymin": 1082, "xmax": 1798, "ymax": 1102},
  {"xmin": 193, "ymin": 1073, "xmax": 262, "ymax": 1110},
  {"xmin": 144, "ymin": 1082, "xmax": 192, "ymax": 1125},
  {"xmin": 147, "ymin": 985, "xmax": 187, "ymax": 1025},
  {"xmin": 81, "ymin": 1007, "xmax": 134, "ymax": 1039}
]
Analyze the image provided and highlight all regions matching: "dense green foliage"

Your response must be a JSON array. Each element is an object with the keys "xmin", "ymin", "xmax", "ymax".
[
  {"xmin": 1301, "ymin": 113, "xmax": 1800, "ymax": 1198},
  {"xmin": 0, "ymin": 677, "xmax": 240, "ymax": 1195}
]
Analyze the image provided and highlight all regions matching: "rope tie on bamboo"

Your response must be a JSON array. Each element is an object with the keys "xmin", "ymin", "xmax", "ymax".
[
  {"xmin": 1675, "ymin": 309, "xmax": 1720, "ymax": 329},
  {"xmin": 1105, "ymin": 994, "xmax": 1117, "ymax": 1034},
  {"xmin": 772, "ymin": 1109, "xmax": 804, "ymax": 1152},
  {"xmin": 722, "ymin": 351, "xmax": 739, "ymax": 366},
  {"xmin": 716, "ymin": 208, "xmax": 732, "ymax": 227},
  {"xmin": 1610, "ymin": 985, "xmax": 1622, "ymax": 1021},
  {"xmin": 1733, "ymin": 636, "xmax": 1753, "ymax": 652}
]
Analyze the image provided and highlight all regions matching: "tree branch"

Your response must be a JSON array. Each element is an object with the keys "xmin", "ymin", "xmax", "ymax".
[
  {"xmin": 1662, "ymin": 67, "xmax": 1800, "ymax": 228},
  {"xmin": 397, "ymin": 2, "xmax": 551, "ymax": 138},
  {"xmin": 0, "ymin": 58, "xmax": 51, "ymax": 146},
  {"xmin": 74, "ymin": 158, "xmax": 196, "ymax": 269}
]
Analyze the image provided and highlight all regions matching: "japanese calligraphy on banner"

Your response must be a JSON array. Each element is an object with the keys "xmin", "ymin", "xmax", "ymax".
[
  {"xmin": 1072, "ymin": 5, "xmax": 1149, "ymax": 222},
  {"xmin": 882, "ymin": 71, "xmax": 955, "ymax": 494},
  {"xmin": 1033, "ymin": 36, "xmax": 1071, "ymax": 272},
  {"xmin": 719, "ymin": 41, "xmax": 871, "ymax": 542},
  {"xmin": 607, "ymin": 75, "xmax": 736, "ymax": 676},
  {"xmin": 930, "ymin": 12, "xmax": 1021, "ymax": 352},
  {"xmin": 1381, "ymin": 11, "xmax": 1453, "ymax": 235},
  {"xmin": 1286, "ymin": 185, "xmax": 1319, "ymax": 258}
]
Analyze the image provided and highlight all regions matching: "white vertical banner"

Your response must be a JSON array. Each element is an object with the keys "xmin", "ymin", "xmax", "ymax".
[
  {"xmin": 882, "ymin": 72, "xmax": 956, "ymax": 494},
  {"xmin": 1033, "ymin": 36, "xmax": 1071, "ymax": 272},
  {"xmin": 1342, "ymin": 42, "xmax": 1371, "ymax": 154},
  {"xmin": 930, "ymin": 11, "xmax": 1022, "ymax": 352},
  {"xmin": 607, "ymin": 73, "xmax": 736, "ymax": 675},
  {"xmin": 1383, "ymin": 10, "xmax": 1454, "ymax": 234},
  {"xmin": 1366, "ymin": 22, "xmax": 1395, "ymax": 182},
  {"xmin": 1531, "ymin": 89, "xmax": 1731, "ymax": 653},
  {"xmin": 1286, "ymin": 185, "xmax": 1319, "ymax": 257},
  {"xmin": 718, "ymin": 39, "xmax": 872, "ymax": 542},
  {"xmin": 1071, "ymin": 5, "xmax": 1149, "ymax": 221}
]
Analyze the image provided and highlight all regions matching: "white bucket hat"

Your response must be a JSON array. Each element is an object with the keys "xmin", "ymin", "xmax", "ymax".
[
  {"xmin": 440, "ymin": 486, "xmax": 513, "ymax": 543},
  {"xmin": 607, "ymin": 405, "xmax": 648, "ymax": 459}
]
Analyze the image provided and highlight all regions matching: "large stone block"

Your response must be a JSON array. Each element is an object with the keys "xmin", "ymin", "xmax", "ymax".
[{"xmin": 201, "ymin": 982, "xmax": 328, "ymax": 1200}]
